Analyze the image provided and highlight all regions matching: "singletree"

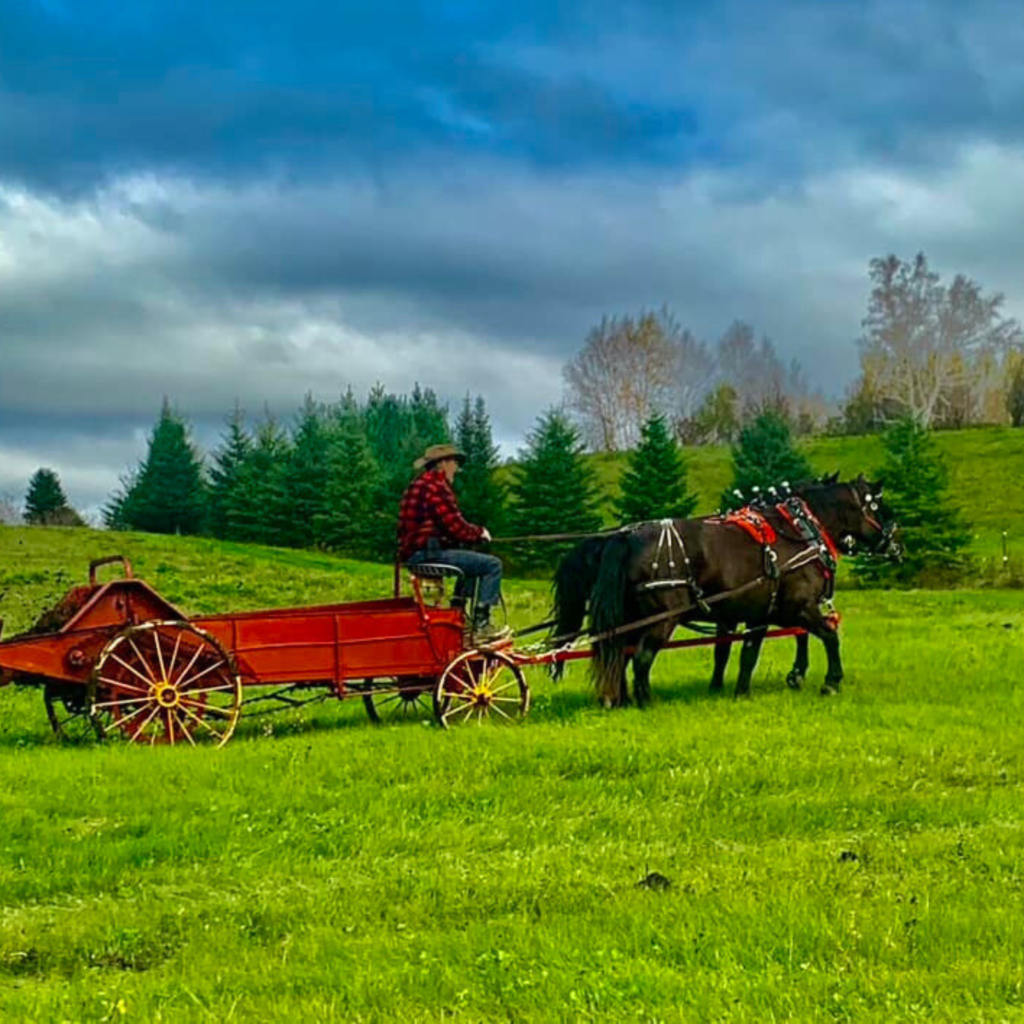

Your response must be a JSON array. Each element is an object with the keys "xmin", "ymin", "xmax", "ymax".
[
  {"xmin": 857, "ymin": 252, "xmax": 1022, "ymax": 428},
  {"xmin": 507, "ymin": 409, "xmax": 603, "ymax": 571},
  {"xmin": 563, "ymin": 307, "xmax": 680, "ymax": 451},
  {"xmin": 24, "ymin": 468, "xmax": 83, "ymax": 525},
  {"xmin": 722, "ymin": 409, "xmax": 814, "ymax": 510},
  {"xmin": 616, "ymin": 413, "xmax": 698, "ymax": 523},
  {"xmin": 454, "ymin": 394, "xmax": 506, "ymax": 533},
  {"xmin": 852, "ymin": 416, "xmax": 972, "ymax": 585},
  {"xmin": 113, "ymin": 400, "xmax": 207, "ymax": 535}
]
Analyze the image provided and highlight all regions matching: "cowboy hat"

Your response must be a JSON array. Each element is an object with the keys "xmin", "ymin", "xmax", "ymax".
[{"xmin": 414, "ymin": 442, "xmax": 467, "ymax": 470}]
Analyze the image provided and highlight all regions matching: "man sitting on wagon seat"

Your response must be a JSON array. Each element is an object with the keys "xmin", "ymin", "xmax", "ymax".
[{"xmin": 398, "ymin": 443, "xmax": 510, "ymax": 644}]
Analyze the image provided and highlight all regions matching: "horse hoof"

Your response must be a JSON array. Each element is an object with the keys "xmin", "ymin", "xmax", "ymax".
[
  {"xmin": 820, "ymin": 683, "xmax": 840, "ymax": 696},
  {"xmin": 786, "ymin": 672, "xmax": 803, "ymax": 691}
]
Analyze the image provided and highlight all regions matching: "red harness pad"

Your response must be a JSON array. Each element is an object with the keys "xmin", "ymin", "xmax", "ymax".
[{"xmin": 720, "ymin": 507, "xmax": 777, "ymax": 545}]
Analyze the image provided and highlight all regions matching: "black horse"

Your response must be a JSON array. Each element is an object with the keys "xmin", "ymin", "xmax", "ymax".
[
  {"xmin": 550, "ymin": 475, "xmax": 899, "ymax": 706},
  {"xmin": 548, "ymin": 475, "xmax": 842, "ymax": 687}
]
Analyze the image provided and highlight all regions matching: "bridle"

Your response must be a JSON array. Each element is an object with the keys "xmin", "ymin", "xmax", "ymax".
[{"xmin": 843, "ymin": 483, "xmax": 900, "ymax": 559}]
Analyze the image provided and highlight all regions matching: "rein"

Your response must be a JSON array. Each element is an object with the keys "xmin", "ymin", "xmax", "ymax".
[{"xmin": 489, "ymin": 528, "xmax": 624, "ymax": 544}]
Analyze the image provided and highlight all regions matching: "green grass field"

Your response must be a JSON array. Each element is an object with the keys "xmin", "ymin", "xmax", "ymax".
[{"xmin": 2, "ymin": 527, "xmax": 1024, "ymax": 1020}]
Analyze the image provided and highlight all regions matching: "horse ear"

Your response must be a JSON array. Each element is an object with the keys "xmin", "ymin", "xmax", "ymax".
[
  {"xmin": 827, "ymin": 470, "xmax": 840, "ymax": 484},
  {"xmin": 856, "ymin": 472, "xmax": 865, "ymax": 484}
]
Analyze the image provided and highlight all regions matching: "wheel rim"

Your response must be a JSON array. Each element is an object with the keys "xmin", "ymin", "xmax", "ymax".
[
  {"xmin": 88, "ymin": 621, "xmax": 242, "ymax": 747},
  {"xmin": 362, "ymin": 678, "xmax": 435, "ymax": 724},
  {"xmin": 434, "ymin": 650, "xmax": 529, "ymax": 728},
  {"xmin": 44, "ymin": 682, "xmax": 99, "ymax": 743}
]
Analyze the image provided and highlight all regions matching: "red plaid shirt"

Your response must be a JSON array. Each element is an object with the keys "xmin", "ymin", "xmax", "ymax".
[{"xmin": 397, "ymin": 468, "xmax": 485, "ymax": 562}]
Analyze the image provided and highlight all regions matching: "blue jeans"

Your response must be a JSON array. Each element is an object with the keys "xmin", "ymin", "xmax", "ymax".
[{"xmin": 407, "ymin": 548, "xmax": 503, "ymax": 608}]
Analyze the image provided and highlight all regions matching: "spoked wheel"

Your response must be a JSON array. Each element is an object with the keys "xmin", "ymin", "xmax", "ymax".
[
  {"xmin": 44, "ymin": 682, "xmax": 99, "ymax": 743},
  {"xmin": 362, "ymin": 677, "xmax": 435, "ymax": 725},
  {"xmin": 88, "ymin": 621, "xmax": 242, "ymax": 747},
  {"xmin": 434, "ymin": 649, "xmax": 529, "ymax": 728}
]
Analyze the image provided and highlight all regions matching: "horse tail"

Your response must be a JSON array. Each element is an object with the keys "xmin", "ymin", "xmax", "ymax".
[
  {"xmin": 549, "ymin": 535, "xmax": 610, "ymax": 681},
  {"xmin": 588, "ymin": 530, "xmax": 642, "ymax": 707}
]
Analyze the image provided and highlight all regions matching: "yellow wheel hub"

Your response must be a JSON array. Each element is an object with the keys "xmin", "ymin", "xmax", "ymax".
[{"xmin": 152, "ymin": 681, "xmax": 180, "ymax": 709}]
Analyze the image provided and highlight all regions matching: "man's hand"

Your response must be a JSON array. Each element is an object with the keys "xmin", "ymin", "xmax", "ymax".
[{"xmin": 481, "ymin": 527, "xmax": 492, "ymax": 542}]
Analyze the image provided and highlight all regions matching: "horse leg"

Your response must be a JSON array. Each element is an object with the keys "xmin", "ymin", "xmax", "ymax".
[
  {"xmin": 786, "ymin": 632, "xmax": 810, "ymax": 690},
  {"xmin": 733, "ymin": 627, "xmax": 767, "ymax": 699},
  {"xmin": 619, "ymin": 653, "xmax": 632, "ymax": 707},
  {"xmin": 709, "ymin": 621, "xmax": 735, "ymax": 693},
  {"xmin": 800, "ymin": 608, "xmax": 843, "ymax": 695},
  {"xmin": 633, "ymin": 624, "xmax": 671, "ymax": 707},
  {"xmin": 817, "ymin": 627, "xmax": 843, "ymax": 695}
]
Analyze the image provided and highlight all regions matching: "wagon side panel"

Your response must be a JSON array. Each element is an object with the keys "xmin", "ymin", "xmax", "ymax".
[{"xmin": 193, "ymin": 601, "xmax": 464, "ymax": 690}]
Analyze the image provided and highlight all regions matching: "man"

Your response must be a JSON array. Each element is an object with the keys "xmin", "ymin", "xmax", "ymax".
[{"xmin": 398, "ymin": 442, "xmax": 509, "ymax": 643}]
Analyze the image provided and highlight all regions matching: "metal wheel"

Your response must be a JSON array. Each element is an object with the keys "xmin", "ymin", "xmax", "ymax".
[
  {"xmin": 362, "ymin": 677, "xmax": 435, "ymax": 724},
  {"xmin": 88, "ymin": 621, "xmax": 242, "ymax": 747},
  {"xmin": 434, "ymin": 649, "xmax": 529, "ymax": 728},
  {"xmin": 44, "ymin": 681, "xmax": 99, "ymax": 743}
]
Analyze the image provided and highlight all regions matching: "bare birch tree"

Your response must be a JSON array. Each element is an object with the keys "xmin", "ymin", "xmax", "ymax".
[
  {"xmin": 858, "ymin": 253, "xmax": 1022, "ymax": 427},
  {"xmin": 563, "ymin": 308, "xmax": 679, "ymax": 451}
]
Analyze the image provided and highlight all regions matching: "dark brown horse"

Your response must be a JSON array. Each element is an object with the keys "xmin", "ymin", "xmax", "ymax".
[{"xmin": 550, "ymin": 476, "xmax": 899, "ymax": 706}]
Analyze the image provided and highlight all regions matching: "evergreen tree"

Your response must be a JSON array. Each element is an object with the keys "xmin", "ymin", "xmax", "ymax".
[
  {"xmin": 454, "ymin": 394, "xmax": 506, "ymax": 533},
  {"xmin": 24, "ymin": 468, "xmax": 83, "ymax": 525},
  {"xmin": 409, "ymin": 383, "xmax": 451, "ymax": 450},
  {"xmin": 507, "ymin": 409, "xmax": 603, "ymax": 572},
  {"xmin": 118, "ymin": 399, "xmax": 207, "ymax": 535},
  {"xmin": 722, "ymin": 409, "xmax": 814, "ymax": 510},
  {"xmin": 103, "ymin": 469, "xmax": 140, "ymax": 531},
  {"xmin": 615, "ymin": 413, "xmax": 698, "ymax": 524},
  {"xmin": 280, "ymin": 394, "xmax": 331, "ymax": 548},
  {"xmin": 853, "ymin": 416, "xmax": 972, "ymax": 585},
  {"xmin": 207, "ymin": 403, "xmax": 253, "ymax": 540},
  {"xmin": 317, "ymin": 407, "xmax": 382, "ymax": 557},
  {"xmin": 363, "ymin": 384, "xmax": 452, "ymax": 560},
  {"xmin": 232, "ymin": 415, "xmax": 293, "ymax": 546}
]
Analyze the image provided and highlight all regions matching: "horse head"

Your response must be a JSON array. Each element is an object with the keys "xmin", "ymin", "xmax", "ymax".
[{"xmin": 804, "ymin": 474, "xmax": 901, "ymax": 561}]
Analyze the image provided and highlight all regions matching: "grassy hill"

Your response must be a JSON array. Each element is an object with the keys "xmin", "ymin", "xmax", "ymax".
[
  {"xmin": 580, "ymin": 426, "xmax": 1024, "ymax": 562},
  {"xmin": 2, "ymin": 528, "xmax": 1024, "ymax": 1018}
]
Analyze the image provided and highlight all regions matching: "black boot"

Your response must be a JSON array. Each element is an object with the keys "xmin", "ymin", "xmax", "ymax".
[{"xmin": 469, "ymin": 605, "xmax": 510, "ymax": 645}]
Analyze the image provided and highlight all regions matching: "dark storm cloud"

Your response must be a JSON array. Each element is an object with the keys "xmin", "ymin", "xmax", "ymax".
[
  {"xmin": 4, "ymin": 0, "xmax": 1023, "ymax": 196},
  {"xmin": 0, "ymin": 0, "xmax": 697, "ymax": 193},
  {"xmin": 3, "ymin": 0, "xmax": 1024, "ymax": 516}
]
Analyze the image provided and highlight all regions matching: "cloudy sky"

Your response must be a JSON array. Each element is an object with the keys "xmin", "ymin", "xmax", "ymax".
[{"xmin": 2, "ymin": 0, "xmax": 1024, "ymax": 519}]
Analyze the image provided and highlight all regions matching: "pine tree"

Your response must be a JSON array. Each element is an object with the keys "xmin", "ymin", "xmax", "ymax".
[
  {"xmin": 317, "ymin": 408, "xmax": 382, "ymax": 557},
  {"xmin": 852, "ymin": 416, "xmax": 972, "ymax": 585},
  {"xmin": 103, "ymin": 469, "xmax": 140, "ymax": 531},
  {"xmin": 454, "ymin": 394, "xmax": 506, "ymax": 533},
  {"xmin": 24, "ymin": 468, "xmax": 83, "ymax": 525},
  {"xmin": 722, "ymin": 409, "xmax": 814, "ymax": 510},
  {"xmin": 280, "ymin": 394, "xmax": 331, "ymax": 548},
  {"xmin": 119, "ymin": 399, "xmax": 208, "ymax": 535},
  {"xmin": 507, "ymin": 409, "xmax": 603, "ymax": 572},
  {"xmin": 363, "ymin": 384, "xmax": 452, "ymax": 560},
  {"xmin": 207, "ymin": 403, "xmax": 253, "ymax": 540},
  {"xmin": 615, "ymin": 413, "xmax": 698, "ymax": 524},
  {"xmin": 232, "ymin": 415, "xmax": 293, "ymax": 546}
]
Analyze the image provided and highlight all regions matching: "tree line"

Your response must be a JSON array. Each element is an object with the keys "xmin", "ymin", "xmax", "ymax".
[
  {"xmin": 15, "ymin": 392, "xmax": 969, "ymax": 584},
  {"xmin": 95, "ymin": 387, "xmax": 608, "ymax": 570},
  {"xmin": 562, "ymin": 252, "xmax": 1024, "ymax": 452}
]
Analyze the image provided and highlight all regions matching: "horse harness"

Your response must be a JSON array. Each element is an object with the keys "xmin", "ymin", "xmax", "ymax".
[{"xmin": 637, "ymin": 496, "xmax": 842, "ymax": 615}]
